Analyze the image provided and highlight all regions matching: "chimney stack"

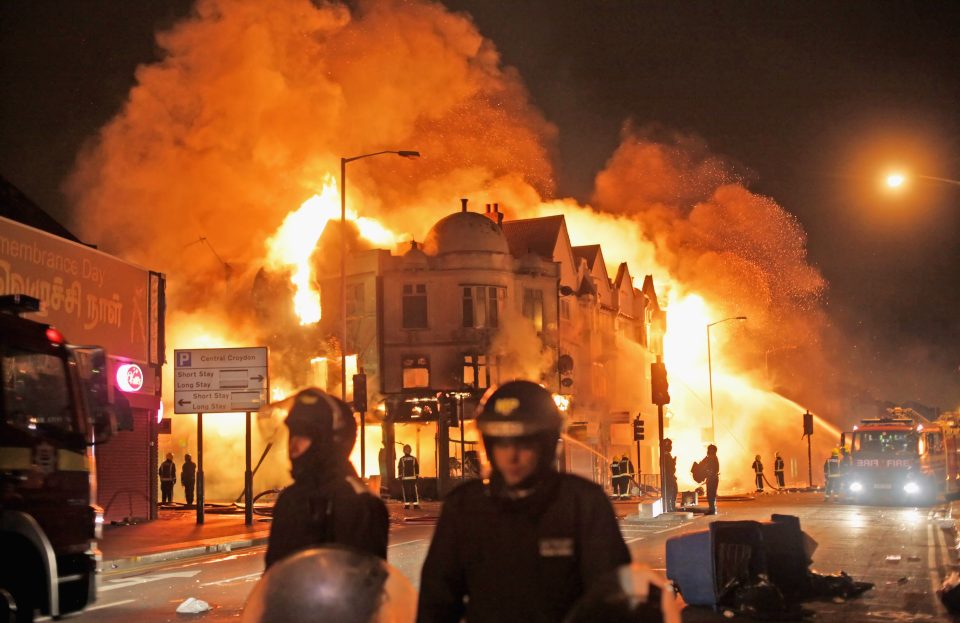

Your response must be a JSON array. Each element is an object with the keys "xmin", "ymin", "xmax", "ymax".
[
  {"xmin": 494, "ymin": 203, "xmax": 503, "ymax": 226},
  {"xmin": 461, "ymin": 198, "xmax": 468, "ymax": 213}
]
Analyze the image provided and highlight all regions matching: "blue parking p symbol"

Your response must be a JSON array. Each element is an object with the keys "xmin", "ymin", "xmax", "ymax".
[{"xmin": 177, "ymin": 352, "xmax": 192, "ymax": 367}]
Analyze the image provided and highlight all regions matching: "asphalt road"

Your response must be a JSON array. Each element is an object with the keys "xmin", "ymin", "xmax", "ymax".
[{"xmin": 55, "ymin": 492, "xmax": 955, "ymax": 622}]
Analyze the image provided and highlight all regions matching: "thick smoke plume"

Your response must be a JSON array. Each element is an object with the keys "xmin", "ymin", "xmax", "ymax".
[{"xmin": 67, "ymin": 0, "xmax": 838, "ymax": 494}]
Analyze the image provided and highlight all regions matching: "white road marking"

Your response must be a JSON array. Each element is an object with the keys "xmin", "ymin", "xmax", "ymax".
[
  {"xmin": 100, "ymin": 570, "xmax": 201, "ymax": 592},
  {"xmin": 389, "ymin": 539, "xmax": 424, "ymax": 548},
  {"xmin": 625, "ymin": 537, "xmax": 644, "ymax": 544},
  {"xmin": 201, "ymin": 571, "xmax": 262, "ymax": 587},
  {"xmin": 85, "ymin": 598, "xmax": 136, "ymax": 611}
]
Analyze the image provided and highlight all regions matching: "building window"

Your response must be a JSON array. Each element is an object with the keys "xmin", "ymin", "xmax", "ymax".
[
  {"xmin": 347, "ymin": 283, "xmax": 365, "ymax": 317},
  {"xmin": 462, "ymin": 354, "xmax": 490, "ymax": 389},
  {"xmin": 402, "ymin": 355, "xmax": 430, "ymax": 389},
  {"xmin": 402, "ymin": 284, "xmax": 427, "ymax": 329},
  {"xmin": 560, "ymin": 299, "xmax": 571, "ymax": 321},
  {"xmin": 592, "ymin": 361, "xmax": 607, "ymax": 398},
  {"xmin": 462, "ymin": 286, "xmax": 504, "ymax": 328},
  {"xmin": 522, "ymin": 288, "xmax": 544, "ymax": 332}
]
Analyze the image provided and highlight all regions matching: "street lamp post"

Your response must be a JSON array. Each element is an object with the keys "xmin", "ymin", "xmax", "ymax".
[
  {"xmin": 706, "ymin": 316, "xmax": 747, "ymax": 442},
  {"xmin": 339, "ymin": 150, "xmax": 420, "ymax": 404},
  {"xmin": 340, "ymin": 150, "xmax": 419, "ymax": 483}
]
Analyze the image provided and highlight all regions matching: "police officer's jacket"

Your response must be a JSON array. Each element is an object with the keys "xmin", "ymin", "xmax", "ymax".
[
  {"xmin": 181, "ymin": 461, "xmax": 196, "ymax": 484},
  {"xmin": 265, "ymin": 466, "xmax": 388, "ymax": 569},
  {"xmin": 417, "ymin": 472, "xmax": 631, "ymax": 623}
]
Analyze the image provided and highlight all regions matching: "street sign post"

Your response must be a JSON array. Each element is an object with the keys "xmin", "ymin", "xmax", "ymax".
[
  {"xmin": 174, "ymin": 347, "xmax": 269, "ymax": 414},
  {"xmin": 174, "ymin": 347, "xmax": 269, "ymax": 526}
]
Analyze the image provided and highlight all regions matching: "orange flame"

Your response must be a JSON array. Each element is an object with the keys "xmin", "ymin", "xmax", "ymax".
[{"xmin": 264, "ymin": 175, "xmax": 403, "ymax": 325}]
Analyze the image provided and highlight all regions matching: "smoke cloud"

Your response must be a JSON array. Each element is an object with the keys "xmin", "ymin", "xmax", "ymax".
[{"xmin": 67, "ymin": 0, "xmax": 839, "ymax": 494}]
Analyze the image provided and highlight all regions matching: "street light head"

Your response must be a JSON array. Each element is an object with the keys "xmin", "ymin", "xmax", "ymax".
[
  {"xmin": 885, "ymin": 172, "xmax": 906, "ymax": 189},
  {"xmin": 397, "ymin": 150, "xmax": 420, "ymax": 158},
  {"xmin": 736, "ymin": 316, "xmax": 747, "ymax": 321}
]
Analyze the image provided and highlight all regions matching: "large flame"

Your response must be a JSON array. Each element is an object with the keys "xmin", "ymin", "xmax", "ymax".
[{"xmin": 264, "ymin": 174, "xmax": 402, "ymax": 324}]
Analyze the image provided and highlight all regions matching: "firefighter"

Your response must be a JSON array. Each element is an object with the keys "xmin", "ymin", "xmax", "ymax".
[
  {"xmin": 264, "ymin": 388, "xmax": 389, "ymax": 569},
  {"xmin": 181, "ymin": 453, "xmax": 197, "ymax": 506},
  {"xmin": 662, "ymin": 438, "xmax": 677, "ymax": 512},
  {"xmin": 610, "ymin": 455, "xmax": 623, "ymax": 499},
  {"xmin": 774, "ymin": 451, "xmax": 785, "ymax": 489},
  {"xmin": 417, "ymin": 380, "xmax": 631, "ymax": 623},
  {"xmin": 398, "ymin": 445, "xmax": 420, "ymax": 510},
  {"xmin": 618, "ymin": 454, "xmax": 635, "ymax": 499},
  {"xmin": 823, "ymin": 449, "xmax": 842, "ymax": 502},
  {"xmin": 159, "ymin": 453, "xmax": 176, "ymax": 505},
  {"xmin": 700, "ymin": 445, "xmax": 720, "ymax": 515},
  {"xmin": 752, "ymin": 454, "xmax": 764, "ymax": 492}
]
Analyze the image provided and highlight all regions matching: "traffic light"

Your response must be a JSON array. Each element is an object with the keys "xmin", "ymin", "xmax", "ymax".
[
  {"xmin": 352, "ymin": 373, "xmax": 367, "ymax": 413},
  {"xmin": 651, "ymin": 362, "xmax": 670, "ymax": 405},
  {"xmin": 803, "ymin": 410, "xmax": 814, "ymax": 436},
  {"xmin": 439, "ymin": 394, "xmax": 459, "ymax": 426},
  {"xmin": 633, "ymin": 417, "xmax": 645, "ymax": 441}
]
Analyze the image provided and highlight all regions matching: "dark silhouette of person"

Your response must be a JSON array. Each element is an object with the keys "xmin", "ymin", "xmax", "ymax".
[
  {"xmin": 662, "ymin": 438, "xmax": 677, "ymax": 512},
  {"xmin": 418, "ymin": 381, "xmax": 629, "ymax": 623},
  {"xmin": 398, "ymin": 445, "xmax": 420, "ymax": 510},
  {"xmin": 774, "ymin": 451, "xmax": 785, "ymax": 488},
  {"xmin": 701, "ymin": 445, "xmax": 720, "ymax": 515},
  {"xmin": 159, "ymin": 453, "xmax": 176, "ymax": 505},
  {"xmin": 752, "ymin": 454, "xmax": 764, "ymax": 492},
  {"xmin": 265, "ymin": 388, "xmax": 388, "ymax": 569},
  {"xmin": 181, "ymin": 454, "xmax": 197, "ymax": 506}
]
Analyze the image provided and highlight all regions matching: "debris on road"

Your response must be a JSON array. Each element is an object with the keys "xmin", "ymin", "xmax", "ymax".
[
  {"xmin": 885, "ymin": 554, "xmax": 902, "ymax": 562},
  {"xmin": 176, "ymin": 597, "xmax": 211, "ymax": 614}
]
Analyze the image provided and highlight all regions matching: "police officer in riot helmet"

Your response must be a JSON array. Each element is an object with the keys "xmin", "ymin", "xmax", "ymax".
[
  {"xmin": 418, "ymin": 380, "xmax": 631, "ymax": 623},
  {"xmin": 243, "ymin": 547, "xmax": 416, "ymax": 623},
  {"xmin": 264, "ymin": 388, "xmax": 388, "ymax": 569}
]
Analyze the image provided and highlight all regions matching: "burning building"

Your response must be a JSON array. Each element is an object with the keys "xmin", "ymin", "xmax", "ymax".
[{"xmin": 291, "ymin": 199, "xmax": 665, "ymax": 497}]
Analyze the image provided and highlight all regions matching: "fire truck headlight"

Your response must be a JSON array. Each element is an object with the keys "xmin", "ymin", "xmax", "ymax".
[
  {"xmin": 849, "ymin": 481, "xmax": 863, "ymax": 493},
  {"xmin": 903, "ymin": 482, "xmax": 921, "ymax": 495}
]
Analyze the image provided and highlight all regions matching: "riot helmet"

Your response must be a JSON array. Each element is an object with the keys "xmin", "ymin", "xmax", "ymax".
[
  {"xmin": 283, "ymin": 388, "xmax": 357, "ymax": 480},
  {"xmin": 242, "ymin": 547, "xmax": 415, "ymax": 623},
  {"xmin": 476, "ymin": 381, "xmax": 563, "ymax": 481},
  {"xmin": 285, "ymin": 388, "xmax": 356, "ymax": 459},
  {"xmin": 476, "ymin": 380, "xmax": 562, "ymax": 441}
]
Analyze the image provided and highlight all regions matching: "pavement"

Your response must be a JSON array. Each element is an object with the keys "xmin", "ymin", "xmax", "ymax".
[{"xmin": 99, "ymin": 495, "xmax": 662, "ymax": 570}]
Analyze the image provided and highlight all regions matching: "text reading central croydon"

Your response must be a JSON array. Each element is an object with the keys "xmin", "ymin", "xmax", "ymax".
[{"xmin": 199, "ymin": 353, "xmax": 260, "ymax": 363}]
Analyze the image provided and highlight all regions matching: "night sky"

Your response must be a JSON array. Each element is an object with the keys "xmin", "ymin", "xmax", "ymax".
[{"xmin": 1, "ymin": 1, "xmax": 958, "ymax": 408}]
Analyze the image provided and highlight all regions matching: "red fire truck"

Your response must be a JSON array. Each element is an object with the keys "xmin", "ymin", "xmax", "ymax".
[
  {"xmin": 840, "ymin": 408, "xmax": 960, "ymax": 505},
  {"xmin": 1, "ymin": 295, "xmax": 119, "ymax": 621}
]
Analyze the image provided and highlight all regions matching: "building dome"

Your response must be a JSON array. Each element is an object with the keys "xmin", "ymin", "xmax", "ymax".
[
  {"xmin": 402, "ymin": 241, "xmax": 429, "ymax": 270},
  {"xmin": 422, "ymin": 211, "xmax": 509, "ymax": 257}
]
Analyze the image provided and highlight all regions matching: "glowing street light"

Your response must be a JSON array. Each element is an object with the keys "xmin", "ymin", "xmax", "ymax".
[
  {"xmin": 339, "ymin": 150, "xmax": 420, "ymax": 403},
  {"xmin": 885, "ymin": 173, "xmax": 906, "ymax": 189},
  {"xmin": 340, "ymin": 150, "xmax": 419, "ymax": 481},
  {"xmin": 706, "ymin": 316, "xmax": 747, "ymax": 443},
  {"xmin": 883, "ymin": 170, "xmax": 960, "ymax": 191}
]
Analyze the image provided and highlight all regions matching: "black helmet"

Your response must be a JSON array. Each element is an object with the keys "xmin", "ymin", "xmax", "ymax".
[
  {"xmin": 242, "ymin": 547, "xmax": 416, "ymax": 623},
  {"xmin": 284, "ymin": 388, "xmax": 356, "ymax": 459},
  {"xmin": 476, "ymin": 380, "xmax": 562, "ymax": 440}
]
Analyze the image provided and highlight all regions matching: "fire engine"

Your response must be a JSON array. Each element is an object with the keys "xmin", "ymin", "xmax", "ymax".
[
  {"xmin": 1, "ymin": 295, "xmax": 120, "ymax": 621},
  {"xmin": 840, "ymin": 407, "xmax": 960, "ymax": 505}
]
